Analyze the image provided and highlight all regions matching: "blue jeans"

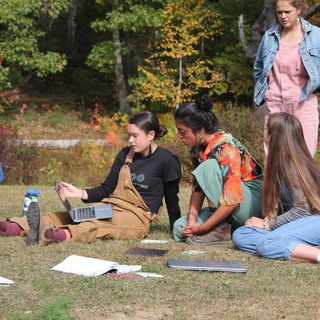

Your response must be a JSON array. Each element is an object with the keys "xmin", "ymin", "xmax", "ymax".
[{"xmin": 232, "ymin": 215, "xmax": 320, "ymax": 259}]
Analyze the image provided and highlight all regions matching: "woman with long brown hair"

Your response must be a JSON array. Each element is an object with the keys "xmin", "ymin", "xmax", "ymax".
[{"xmin": 233, "ymin": 113, "xmax": 320, "ymax": 262}]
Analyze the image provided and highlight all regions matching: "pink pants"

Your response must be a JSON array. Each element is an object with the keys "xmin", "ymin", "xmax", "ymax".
[{"xmin": 265, "ymin": 92, "xmax": 319, "ymax": 157}]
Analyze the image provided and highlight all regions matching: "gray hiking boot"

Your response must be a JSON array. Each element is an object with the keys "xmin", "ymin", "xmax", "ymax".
[
  {"xmin": 186, "ymin": 222, "xmax": 231, "ymax": 245},
  {"xmin": 26, "ymin": 202, "xmax": 41, "ymax": 246}
]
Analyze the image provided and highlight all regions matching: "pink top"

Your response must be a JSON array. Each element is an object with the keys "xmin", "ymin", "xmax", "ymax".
[{"xmin": 268, "ymin": 42, "xmax": 308, "ymax": 102}]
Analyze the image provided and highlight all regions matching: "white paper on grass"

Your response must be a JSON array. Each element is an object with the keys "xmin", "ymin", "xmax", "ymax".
[
  {"xmin": 140, "ymin": 239, "xmax": 169, "ymax": 244},
  {"xmin": 117, "ymin": 265, "xmax": 141, "ymax": 273},
  {"xmin": 135, "ymin": 272, "xmax": 164, "ymax": 278},
  {"xmin": 0, "ymin": 276, "xmax": 14, "ymax": 285},
  {"xmin": 181, "ymin": 250, "xmax": 207, "ymax": 255},
  {"xmin": 52, "ymin": 255, "xmax": 118, "ymax": 277},
  {"xmin": 52, "ymin": 255, "xmax": 141, "ymax": 277}
]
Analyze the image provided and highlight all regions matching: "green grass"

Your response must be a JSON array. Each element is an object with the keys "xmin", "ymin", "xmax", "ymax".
[{"xmin": 1, "ymin": 185, "xmax": 320, "ymax": 320}]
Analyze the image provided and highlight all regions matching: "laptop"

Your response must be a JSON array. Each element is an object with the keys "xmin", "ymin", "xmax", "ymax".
[
  {"xmin": 55, "ymin": 183, "xmax": 113, "ymax": 223},
  {"xmin": 167, "ymin": 259, "xmax": 247, "ymax": 273}
]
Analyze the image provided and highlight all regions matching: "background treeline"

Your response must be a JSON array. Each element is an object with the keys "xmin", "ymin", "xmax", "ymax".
[
  {"xmin": 0, "ymin": 0, "xmax": 263, "ymax": 111},
  {"xmin": 1, "ymin": 0, "xmax": 319, "ymax": 111}
]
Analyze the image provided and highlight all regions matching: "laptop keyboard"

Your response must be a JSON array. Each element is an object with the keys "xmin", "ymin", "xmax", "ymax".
[{"xmin": 74, "ymin": 207, "xmax": 96, "ymax": 221}]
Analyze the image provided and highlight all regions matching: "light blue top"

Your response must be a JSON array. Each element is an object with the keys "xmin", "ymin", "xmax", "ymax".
[
  {"xmin": 0, "ymin": 164, "xmax": 4, "ymax": 184},
  {"xmin": 253, "ymin": 18, "xmax": 320, "ymax": 106}
]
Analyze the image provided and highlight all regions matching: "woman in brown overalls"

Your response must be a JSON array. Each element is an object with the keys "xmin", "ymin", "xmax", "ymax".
[{"xmin": 0, "ymin": 111, "xmax": 181, "ymax": 245}]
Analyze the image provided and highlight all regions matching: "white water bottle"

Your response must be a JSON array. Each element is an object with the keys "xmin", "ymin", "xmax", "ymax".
[{"xmin": 22, "ymin": 189, "xmax": 40, "ymax": 216}]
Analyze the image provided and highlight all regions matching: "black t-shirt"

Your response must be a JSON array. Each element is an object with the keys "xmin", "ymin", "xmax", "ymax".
[{"xmin": 85, "ymin": 146, "xmax": 181, "ymax": 213}]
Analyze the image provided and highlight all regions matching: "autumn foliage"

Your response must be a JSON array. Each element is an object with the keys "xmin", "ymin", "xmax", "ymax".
[{"xmin": 129, "ymin": 0, "xmax": 223, "ymax": 108}]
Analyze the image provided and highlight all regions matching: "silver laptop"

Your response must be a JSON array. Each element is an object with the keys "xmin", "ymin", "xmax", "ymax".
[
  {"xmin": 167, "ymin": 259, "xmax": 247, "ymax": 273},
  {"xmin": 55, "ymin": 183, "xmax": 112, "ymax": 223}
]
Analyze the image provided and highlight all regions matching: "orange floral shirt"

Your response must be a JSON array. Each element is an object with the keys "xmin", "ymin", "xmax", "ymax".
[{"xmin": 191, "ymin": 131, "xmax": 262, "ymax": 206}]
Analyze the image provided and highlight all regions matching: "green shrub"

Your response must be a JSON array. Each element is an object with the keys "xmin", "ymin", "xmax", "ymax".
[
  {"xmin": 1, "ymin": 140, "xmax": 126, "ymax": 186},
  {"xmin": 215, "ymin": 105, "xmax": 264, "ymax": 165},
  {"xmin": 5, "ymin": 106, "xmax": 320, "ymax": 186}
]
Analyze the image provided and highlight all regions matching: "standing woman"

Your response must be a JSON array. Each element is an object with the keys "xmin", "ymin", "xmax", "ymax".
[
  {"xmin": 254, "ymin": 0, "xmax": 320, "ymax": 156},
  {"xmin": 173, "ymin": 96, "xmax": 263, "ymax": 245},
  {"xmin": 0, "ymin": 111, "xmax": 181, "ymax": 244},
  {"xmin": 233, "ymin": 113, "xmax": 320, "ymax": 262}
]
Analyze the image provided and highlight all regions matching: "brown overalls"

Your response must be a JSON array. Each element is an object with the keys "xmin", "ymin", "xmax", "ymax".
[{"xmin": 10, "ymin": 150, "xmax": 157, "ymax": 242}]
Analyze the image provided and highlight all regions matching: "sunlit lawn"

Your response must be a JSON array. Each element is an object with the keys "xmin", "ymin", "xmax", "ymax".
[{"xmin": 1, "ymin": 185, "xmax": 320, "ymax": 320}]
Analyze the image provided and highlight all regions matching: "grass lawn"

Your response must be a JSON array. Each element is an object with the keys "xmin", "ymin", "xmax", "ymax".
[{"xmin": 1, "ymin": 185, "xmax": 320, "ymax": 320}]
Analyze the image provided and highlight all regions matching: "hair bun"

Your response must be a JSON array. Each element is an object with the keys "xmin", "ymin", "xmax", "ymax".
[
  {"xmin": 158, "ymin": 126, "xmax": 168, "ymax": 138},
  {"xmin": 197, "ymin": 95, "xmax": 212, "ymax": 112}
]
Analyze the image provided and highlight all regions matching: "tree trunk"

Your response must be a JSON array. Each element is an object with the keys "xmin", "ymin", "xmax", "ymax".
[
  {"xmin": 239, "ymin": 0, "xmax": 276, "ymax": 63},
  {"xmin": 238, "ymin": 15, "xmax": 247, "ymax": 48},
  {"xmin": 67, "ymin": 0, "xmax": 77, "ymax": 59},
  {"xmin": 176, "ymin": 56, "xmax": 183, "ymax": 108},
  {"xmin": 112, "ymin": 0, "xmax": 130, "ymax": 113},
  {"xmin": 303, "ymin": 4, "xmax": 320, "ymax": 20}
]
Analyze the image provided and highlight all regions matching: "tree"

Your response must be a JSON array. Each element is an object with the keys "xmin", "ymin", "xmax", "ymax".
[
  {"xmin": 87, "ymin": 0, "xmax": 163, "ymax": 113},
  {"xmin": 0, "ymin": 0, "xmax": 68, "ymax": 89},
  {"xmin": 207, "ymin": 0, "xmax": 263, "ymax": 102},
  {"xmin": 129, "ymin": 0, "xmax": 223, "ymax": 109},
  {"xmin": 304, "ymin": 0, "xmax": 320, "ymax": 25}
]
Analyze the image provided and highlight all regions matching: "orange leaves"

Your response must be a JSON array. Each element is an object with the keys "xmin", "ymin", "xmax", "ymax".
[
  {"xmin": 87, "ymin": 104, "xmax": 120, "ymax": 146},
  {"xmin": 105, "ymin": 125, "xmax": 119, "ymax": 146}
]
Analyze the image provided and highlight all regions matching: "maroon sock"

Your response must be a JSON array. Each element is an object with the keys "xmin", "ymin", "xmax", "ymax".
[
  {"xmin": 0, "ymin": 221, "xmax": 6, "ymax": 232},
  {"xmin": 0, "ymin": 222, "xmax": 23, "ymax": 236},
  {"xmin": 44, "ymin": 228, "xmax": 67, "ymax": 242}
]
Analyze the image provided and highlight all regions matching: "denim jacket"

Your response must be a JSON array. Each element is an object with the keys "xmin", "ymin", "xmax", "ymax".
[{"xmin": 253, "ymin": 18, "xmax": 320, "ymax": 106}]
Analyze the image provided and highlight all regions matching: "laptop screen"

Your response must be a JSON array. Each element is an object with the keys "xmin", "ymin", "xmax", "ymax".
[{"xmin": 55, "ymin": 182, "xmax": 72, "ymax": 213}]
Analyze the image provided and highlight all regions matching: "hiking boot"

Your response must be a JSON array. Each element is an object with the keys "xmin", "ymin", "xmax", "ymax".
[
  {"xmin": 186, "ymin": 222, "xmax": 231, "ymax": 245},
  {"xmin": 26, "ymin": 202, "xmax": 41, "ymax": 246}
]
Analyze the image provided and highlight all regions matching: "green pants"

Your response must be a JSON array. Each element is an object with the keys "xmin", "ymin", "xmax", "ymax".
[{"xmin": 173, "ymin": 159, "xmax": 263, "ymax": 241}]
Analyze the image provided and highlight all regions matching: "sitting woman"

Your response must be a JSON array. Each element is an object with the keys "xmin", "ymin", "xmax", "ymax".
[
  {"xmin": 173, "ymin": 96, "xmax": 263, "ymax": 245},
  {"xmin": 0, "ymin": 111, "xmax": 181, "ymax": 245},
  {"xmin": 233, "ymin": 112, "xmax": 320, "ymax": 262}
]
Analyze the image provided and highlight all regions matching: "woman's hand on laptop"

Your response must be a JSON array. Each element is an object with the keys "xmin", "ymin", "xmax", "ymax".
[{"xmin": 58, "ymin": 182, "xmax": 87, "ymax": 199}]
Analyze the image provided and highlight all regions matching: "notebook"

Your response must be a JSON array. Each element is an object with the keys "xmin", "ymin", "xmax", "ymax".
[
  {"xmin": 167, "ymin": 259, "xmax": 247, "ymax": 273},
  {"xmin": 55, "ymin": 183, "xmax": 113, "ymax": 223},
  {"xmin": 125, "ymin": 247, "xmax": 168, "ymax": 257},
  {"xmin": 51, "ymin": 255, "xmax": 141, "ymax": 277}
]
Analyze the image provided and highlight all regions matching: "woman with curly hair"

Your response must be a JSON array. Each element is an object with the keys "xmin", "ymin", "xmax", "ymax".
[{"xmin": 254, "ymin": 0, "xmax": 320, "ymax": 157}]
